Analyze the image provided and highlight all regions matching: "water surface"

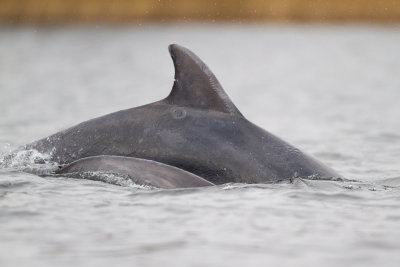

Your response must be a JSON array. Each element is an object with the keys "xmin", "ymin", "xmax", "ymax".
[{"xmin": 1, "ymin": 24, "xmax": 400, "ymax": 267}]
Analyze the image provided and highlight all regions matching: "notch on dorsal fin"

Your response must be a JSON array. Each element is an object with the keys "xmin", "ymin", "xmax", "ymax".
[{"xmin": 164, "ymin": 44, "xmax": 243, "ymax": 117}]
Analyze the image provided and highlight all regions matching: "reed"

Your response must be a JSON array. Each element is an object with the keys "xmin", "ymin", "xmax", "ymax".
[{"xmin": 1, "ymin": 0, "xmax": 399, "ymax": 23}]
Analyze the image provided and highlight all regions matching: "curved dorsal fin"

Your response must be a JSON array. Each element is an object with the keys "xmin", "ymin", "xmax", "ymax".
[{"xmin": 164, "ymin": 44, "xmax": 243, "ymax": 117}]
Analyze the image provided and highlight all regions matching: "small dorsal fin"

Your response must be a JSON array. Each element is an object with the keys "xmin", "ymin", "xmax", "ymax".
[{"xmin": 164, "ymin": 44, "xmax": 243, "ymax": 117}]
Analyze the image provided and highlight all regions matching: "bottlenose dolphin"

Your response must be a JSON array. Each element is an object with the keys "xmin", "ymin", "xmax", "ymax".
[
  {"xmin": 26, "ymin": 44, "xmax": 339, "ymax": 186},
  {"xmin": 56, "ymin": 155, "xmax": 214, "ymax": 189}
]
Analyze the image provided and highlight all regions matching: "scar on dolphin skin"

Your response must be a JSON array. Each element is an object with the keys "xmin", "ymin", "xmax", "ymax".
[{"xmin": 24, "ymin": 44, "xmax": 341, "ymax": 188}]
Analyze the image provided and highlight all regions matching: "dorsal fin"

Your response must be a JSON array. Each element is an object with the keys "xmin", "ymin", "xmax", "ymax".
[{"xmin": 164, "ymin": 44, "xmax": 243, "ymax": 117}]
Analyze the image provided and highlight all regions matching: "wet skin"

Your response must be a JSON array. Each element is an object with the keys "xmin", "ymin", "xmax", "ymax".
[
  {"xmin": 56, "ymin": 155, "xmax": 214, "ymax": 189},
  {"xmin": 26, "ymin": 44, "xmax": 340, "ymax": 186}
]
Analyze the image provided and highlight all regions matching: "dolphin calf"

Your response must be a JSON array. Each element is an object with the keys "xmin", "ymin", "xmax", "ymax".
[
  {"xmin": 56, "ymin": 155, "xmax": 214, "ymax": 189},
  {"xmin": 26, "ymin": 44, "xmax": 339, "ymax": 186}
]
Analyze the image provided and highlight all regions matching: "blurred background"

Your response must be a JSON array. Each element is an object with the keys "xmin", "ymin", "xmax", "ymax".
[{"xmin": 1, "ymin": 0, "xmax": 400, "ymax": 23}]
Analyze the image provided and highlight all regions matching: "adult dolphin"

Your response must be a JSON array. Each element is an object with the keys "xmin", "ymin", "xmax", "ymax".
[{"xmin": 26, "ymin": 44, "xmax": 340, "ymax": 185}]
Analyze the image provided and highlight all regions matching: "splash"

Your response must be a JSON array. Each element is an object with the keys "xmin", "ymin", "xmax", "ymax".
[
  {"xmin": 0, "ymin": 148, "xmax": 58, "ymax": 175},
  {"xmin": 58, "ymin": 171, "xmax": 154, "ymax": 190}
]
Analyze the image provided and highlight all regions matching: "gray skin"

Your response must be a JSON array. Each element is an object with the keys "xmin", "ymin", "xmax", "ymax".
[
  {"xmin": 56, "ymin": 155, "xmax": 214, "ymax": 189},
  {"xmin": 26, "ymin": 44, "xmax": 340, "ymax": 185}
]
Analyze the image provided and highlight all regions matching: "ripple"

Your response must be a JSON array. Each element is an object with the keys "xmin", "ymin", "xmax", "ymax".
[{"xmin": 0, "ymin": 180, "xmax": 33, "ymax": 189}]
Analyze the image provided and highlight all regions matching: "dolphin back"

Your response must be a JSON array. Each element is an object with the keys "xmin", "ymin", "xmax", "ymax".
[
  {"xmin": 26, "ymin": 44, "xmax": 341, "ymax": 185},
  {"xmin": 56, "ymin": 155, "xmax": 215, "ymax": 189}
]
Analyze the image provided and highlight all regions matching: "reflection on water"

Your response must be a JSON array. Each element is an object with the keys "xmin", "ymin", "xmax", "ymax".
[{"xmin": 1, "ymin": 24, "xmax": 400, "ymax": 267}]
